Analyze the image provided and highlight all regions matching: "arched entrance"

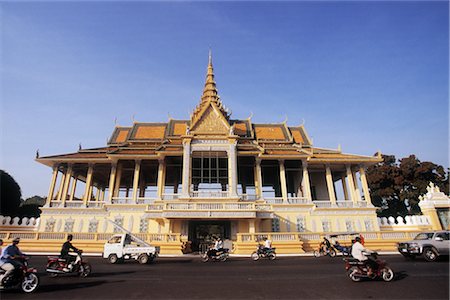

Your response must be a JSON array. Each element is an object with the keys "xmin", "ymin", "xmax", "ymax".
[{"xmin": 188, "ymin": 220, "xmax": 231, "ymax": 252}]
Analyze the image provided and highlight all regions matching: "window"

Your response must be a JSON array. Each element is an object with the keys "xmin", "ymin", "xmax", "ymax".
[
  {"xmin": 45, "ymin": 219, "xmax": 56, "ymax": 232},
  {"xmin": 364, "ymin": 220, "xmax": 373, "ymax": 232},
  {"xmin": 345, "ymin": 221, "xmax": 354, "ymax": 232},
  {"xmin": 322, "ymin": 221, "xmax": 331, "ymax": 232},
  {"xmin": 272, "ymin": 217, "xmax": 280, "ymax": 232},
  {"xmin": 414, "ymin": 233, "xmax": 434, "ymax": 240},
  {"xmin": 139, "ymin": 218, "xmax": 149, "ymax": 233},
  {"xmin": 192, "ymin": 152, "xmax": 228, "ymax": 186},
  {"xmin": 113, "ymin": 217, "xmax": 124, "ymax": 233},
  {"xmin": 296, "ymin": 216, "xmax": 305, "ymax": 232},
  {"xmin": 64, "ymin": 219, "xmax": 74, "ymax": 232},
  {"xmin": 88, "ymin": 220, "xmax": 99, "ymax": 233},
  {"xmin": 435, "ymin": 232, "xmax": 449, "ymax": 240}
]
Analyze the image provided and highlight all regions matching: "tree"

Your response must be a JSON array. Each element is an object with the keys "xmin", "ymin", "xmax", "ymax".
[
  {"xmin": 0, "ymin": 169, "xmax": 22, "ymax": 216},
  {"xmin": 366, "ymin": 155, "xmax": 449, "ymax": 217},
  {"xmin": 19, "ymin": 196, "xmax": 45, "ymax": 218}
]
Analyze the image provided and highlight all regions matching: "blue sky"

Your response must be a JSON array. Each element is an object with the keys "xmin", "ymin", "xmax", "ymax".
[{"xmin": 1, "ymin": 1, "xmax": 448, "ymax": 198}]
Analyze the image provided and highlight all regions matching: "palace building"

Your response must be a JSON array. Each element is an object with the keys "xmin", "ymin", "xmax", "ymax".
[{"xmin": 35, "ymin": 54, "xmax": 385, "ymax": 253}]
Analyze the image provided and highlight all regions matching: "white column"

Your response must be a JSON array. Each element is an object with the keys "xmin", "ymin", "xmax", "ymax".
[
  {"xmin": 228, "ymin": 142, "xmax": 238, "ymax": 198},
  {"xmin": 56, "ymin": 172, "xmax": 66, "ymax": 201},
  {"xmin": 341, "ymin": 174, "xmax": 349, "ymax": 200},
  {"xmin": 132, "ymin": 160, "xmax": 141, "ymax": 203},
  {"xmin": 352, "ymin": 170, "xmax": 361, "ymax": 202},
  {"xmin": 181, "ymin": 139, "xmax": 191, "ymax": 198},
  {"xmin": 157, "ymin": 158, "xmax": 166, "ymax": 199},
  {"xmin": 46, "ymin": 165, "xmax": 59, "ymax": 206},
  {"xmin": 279, "ymin": 160, "xmax": 288, "ymax": 203},
  {"xmin": 107, "ymin": 163, "xmax": 117, "ymax": 204},
  {"xmin": 61, "ymin": 164, "xmax": 73, "ymax": 206},
  {"xmin": 113, "ymin": 163, "xmax": 123, "ymax": 200},
  {"xmin": 83, "ymin": 164, "xmax": 94, "ymax": 206},
  {"xmin": 359, "ymin": 166, "xmax": 372, "ymax": 204},
  {"xmin": 69, "ymin": 177, "xmax": 77, "ymax": 201},
  {"xmin": 325, "ymin": 165, "xmax": 336, "ymax": 205},
  {"xmin": 248, "ymin": 219, "xmax": 256, "ymax": 233},
  {"xmin": 302, "ymin": 161, "xmax": 312, "ymax": 201},
  {"xmin": 255, "ymin": 158, "xmax": 263, "ymax": 199},
  {"xmin": 346, "ymin": 165, "xmax": 356, "ymax": 203}
]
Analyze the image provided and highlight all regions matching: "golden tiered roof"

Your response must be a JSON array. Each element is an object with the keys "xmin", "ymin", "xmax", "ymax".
[{"xmin": 36, "ymin": 53, "xmax": 382, "ymax": 166}]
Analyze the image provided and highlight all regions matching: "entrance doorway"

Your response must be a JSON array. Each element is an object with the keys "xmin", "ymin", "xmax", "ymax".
[{"xmin": 188, "ymin": 221, "xmax": 231, "ymax": 252}]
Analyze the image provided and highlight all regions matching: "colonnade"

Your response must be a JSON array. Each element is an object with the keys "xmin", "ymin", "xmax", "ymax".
[{"xmin": 45, "ymin": 150, "xmax": 372, "ymax": 207}]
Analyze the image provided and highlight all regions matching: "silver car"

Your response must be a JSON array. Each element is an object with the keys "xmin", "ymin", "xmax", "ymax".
[{"xmin": 397, "ymin": 231, "xmax": 450, "ymax": 261}]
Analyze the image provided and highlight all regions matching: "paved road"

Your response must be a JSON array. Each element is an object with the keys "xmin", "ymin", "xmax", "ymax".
[{"xmin": 1, "ymin": 254, "xmax": 448, "ymax": 299}]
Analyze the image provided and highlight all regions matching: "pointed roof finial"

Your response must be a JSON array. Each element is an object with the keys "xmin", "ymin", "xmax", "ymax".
[{"xmin": 209, "ymin": 48, "xmax": 212, "ymax": 65}]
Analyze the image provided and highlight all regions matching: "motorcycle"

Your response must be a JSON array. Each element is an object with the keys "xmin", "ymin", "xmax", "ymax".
[
  {"xmin": 313, "ymin": 246, "xmax": 336, "ymax": 258},
  {"xmin": 344, "ymin": 251, "xmax": 394, "ymax": 282},
  {"xmin": 201, "ymin": 248, "xmax": 229, "ymax": 262},
  {"xmin": 0, "ymin": 256, "xmax": 39, "ymax": 293},
  {"xmin": 334, "ymin": 242, "xmax": 351, "ymax": 256},
  {"xmin": 251, "ymin": 245, "xmax": 276, "ymax": 261},
  {"xmin": 46, "ymin": 250, "xmax": 91, "ymax": 277}
]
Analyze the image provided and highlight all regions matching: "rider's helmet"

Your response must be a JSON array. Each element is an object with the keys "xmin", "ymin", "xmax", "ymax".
[
  {"xmin": 67, "ymin": 234, "xmax": 73, "ymax": 241},
  {"xmin": 355, "ymin": 236, "xmax": 361, "ymax": 243},
  {"xmin": 12, "ymin": 237, "xmax": 20, "ymax": 244}
]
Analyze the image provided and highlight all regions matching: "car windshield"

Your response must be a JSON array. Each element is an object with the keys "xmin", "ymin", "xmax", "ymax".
[{"xmin": 414, "ymin": 233, "xmax": 434, "ymax": 240}]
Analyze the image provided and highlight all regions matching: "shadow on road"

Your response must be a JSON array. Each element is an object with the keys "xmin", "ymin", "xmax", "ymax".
[
  {"xmin": 39, "ymin": 280, "xmax": 125, "ymax": 293},
  {"xmin": 88, "ymin": 271, "xmax": 136, "ymax": 278},
  {"xmin": 393, "ymin": 271, "xmax": 408, "ymax": 281},
  {"xmin": 156, "ymin": 258, "xmax": 196, "ymax": 264}
]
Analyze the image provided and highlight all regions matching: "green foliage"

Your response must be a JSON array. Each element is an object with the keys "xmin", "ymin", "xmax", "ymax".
[
  {"xmin": 0, "ymin": 169, "xmax": 22, "ymax": 216},
  {"xmin": 366, "ymin": 155, "xmax": 449, "ymax": 217},
  {"xmin": 0, "ymin": 170, "xmax": 45, "ymax": 218}
]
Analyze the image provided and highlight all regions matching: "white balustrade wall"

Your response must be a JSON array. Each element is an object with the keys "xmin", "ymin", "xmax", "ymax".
[
  {"xmin": 0, "ymin": 215, "xmax": 40, "ymax": 230},
  {"xmin": 377, "ymin": 215, "xmax": 431, "ymax": 228}
]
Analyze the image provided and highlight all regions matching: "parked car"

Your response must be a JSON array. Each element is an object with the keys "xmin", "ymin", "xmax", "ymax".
[{"xmin": 397, "ymin": 231, "xmax": 449, "ymax": 261}]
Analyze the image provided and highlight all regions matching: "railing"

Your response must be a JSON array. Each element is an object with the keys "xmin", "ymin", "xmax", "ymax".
[
  {"xmin": 150, "ymin": 202, "xmax": 271, "ymax": 212},
  {"xmin": 0, "ymin": 231, "xmax": 181, "ymax": 243},
  {"xmin": 65, "ymin": 201, "xmax": 85, "ymax": 208},
  {"xmin": 238, "ymin": 232, "xmax": 300, "ymax": 242},
  {"xmin": 111, "ymin": 197, "xmax": 156, "ymax": 205},
  {"xmin": 190, "ymin": 191, "xmax": 229, "ymax": 198},
  {"xmin": 146, "ymin": 202, "xmax": 274, "ymax": 218},
  {"xmin": 136, "ymin": 198, "xmax": 157, "ymax": 204},
  {"xmin": 313, "ymin": 200, "xmax": 371, "ymax": 208},
  {"xmin": 87, "ymin": 201, "xmax": 105, "ymax": 208},
  {"xmin": 264, "ymin": 197, "xmax": 284, "ymax": 204},
  {"xmin": 239, "ymin": 194, "xmax": 259, "ymax": 201},
  {"xmin": 287, "ymin": 197, "xmax": 311, "ymax": 204},
  {"xmin": 161, "ymin": 194, "xmax": 179, "ymax": 200},
  {"xmin": 50, "ymin": 200, "xmax": 63, "ymax": 208},
  {"xmin": 378, "ymin": 215, "xmax": 431, "ymax": 227},
  {"xmin": 111, "ymin": 197, "xmax": 135, "ymax": 204}
]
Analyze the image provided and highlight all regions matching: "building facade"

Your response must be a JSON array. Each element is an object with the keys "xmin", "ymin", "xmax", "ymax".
[{"xmin": 36, "ymin": 54, "xmax": 384, "ymax": 253}]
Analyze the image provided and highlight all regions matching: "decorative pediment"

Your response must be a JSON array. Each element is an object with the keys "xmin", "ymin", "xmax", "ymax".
[{"xmin": 191, "ymin": 104, "xmax": 230, "ymax": 135}]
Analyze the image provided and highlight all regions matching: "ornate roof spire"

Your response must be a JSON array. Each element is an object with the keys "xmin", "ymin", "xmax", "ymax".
[
  {"xmin": 201, "ymin": 49, "xmax": 219, "ymax": 104},
  {"xmin": 190, "ymin": 50, "xmax": 231, "ymax": 128}
]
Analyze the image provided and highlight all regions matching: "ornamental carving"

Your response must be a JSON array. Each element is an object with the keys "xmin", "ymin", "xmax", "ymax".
[{"xmin": 193, "ymin": 106, "xmax": 228, "ymax": 134}]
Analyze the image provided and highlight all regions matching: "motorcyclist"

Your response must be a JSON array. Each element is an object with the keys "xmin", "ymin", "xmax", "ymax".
[
  {"xmin": 351, "ymin": 236, "xmax": 377, "ymax": 277},
  {"xmin": 263, "ymin": 237, "xmax": 272, "ymax": 253},
  {"xmin": 214, "ymin": 236, "xmax": 224, "ymax": 254},
  {"xmin": 206, "ymin": 237, "xmax": 219, "ymax": 258},
  {"xmin": 0, "ymin": 237, "xmax": 25, "ymax": 284},
  {"xmin": 60, "ymin": 234, "xmax": 81, "ymax": 272},
  {"xmin": 320, "ymin": 237, "xmax": 332, "ymax": 253},
  {"xmin": 0, "ymin": 239, "xmax": 15, "ymax": 287}
]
